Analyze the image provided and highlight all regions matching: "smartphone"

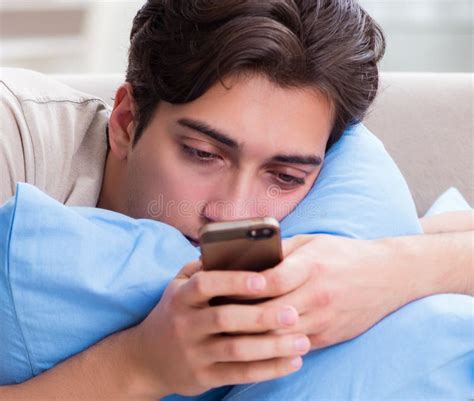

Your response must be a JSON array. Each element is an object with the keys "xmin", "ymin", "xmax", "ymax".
[{"xmin": 199, "ymin": 217, "xmax": 283, "ymax": 305}]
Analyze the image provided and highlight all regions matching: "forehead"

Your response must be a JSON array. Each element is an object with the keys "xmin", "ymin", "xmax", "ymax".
[{"xmin": 157, "ymin": 74, "xmax": 333, "ymax": 152}]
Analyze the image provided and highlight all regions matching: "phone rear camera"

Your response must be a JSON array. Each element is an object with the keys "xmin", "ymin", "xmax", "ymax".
[
  {"xmin": 247, "ymin": 228, "xmax": 274, "ymax": 240},
  {"xmin": 261, "ymin": 228, "xmax": 274, "ymax": 237}
]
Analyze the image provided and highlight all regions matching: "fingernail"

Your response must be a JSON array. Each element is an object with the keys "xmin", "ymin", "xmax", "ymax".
[
  {"xmin": 248, "ymin": 275, "xmax": 266, "ymax": 292},
  {"xmin": 294, "ymin": 336, "xmax": 310, "ymax": 353},
  {"xmin": 290, "ymin": 356, "xmax": 302, "ymax": 369},
  {"xmin": 278, "ymin": 307, "xmax": 297, "ymax": 326}
]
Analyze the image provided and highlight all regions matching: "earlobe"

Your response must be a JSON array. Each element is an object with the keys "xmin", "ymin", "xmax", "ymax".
[{"xmin": 108, "ymin": 83, "xmax": 137, "ymax": 161}]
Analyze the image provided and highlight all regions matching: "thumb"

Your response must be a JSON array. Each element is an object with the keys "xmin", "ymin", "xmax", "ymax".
[{"xmin": 176, "ymin": 259, "xmax": 202, "ymax": 280}]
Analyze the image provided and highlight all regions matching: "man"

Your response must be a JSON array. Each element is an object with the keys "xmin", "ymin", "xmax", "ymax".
[{"xmin": 0, "ymin": 0, "xmax": 472, "ymax": 399}]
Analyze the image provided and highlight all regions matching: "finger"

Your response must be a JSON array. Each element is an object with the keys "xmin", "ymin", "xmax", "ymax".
[
  {"xmin": 209, "ymin": 333, "xmax": 310, "ymax": 362},
  {"xmin": 178, "ymin": 270, "xmax": 267, "ymax": 306},
  {"xmin": 176, "ymin": 259, "xmax": 203, "ymax": 280},
  {"xmin": 260, "ymin": 254, "xmax": 313, "ymax": 298},
  {"xmin": 262, "ymin": 278, "xmax": 326, "ymax": 315},
  {"xmin": 272, "ymin": 310, "xmax": 330, "ymax": 339},
  {"xmin": 282, "ymin": 235, "xmax": 313, "ymax": 257},
  {"xmin": 208, "ymin": 356, "xmax": 303, "ymax": 386},
  {"xmin": 194, "ymin": 304, "xmax": 300, "ymax": 334}
]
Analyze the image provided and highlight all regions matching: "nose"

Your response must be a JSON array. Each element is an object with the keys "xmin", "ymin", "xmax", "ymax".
[{"xmin": 201, "ymin": 174, "xmax": 267, "ymax": 222}]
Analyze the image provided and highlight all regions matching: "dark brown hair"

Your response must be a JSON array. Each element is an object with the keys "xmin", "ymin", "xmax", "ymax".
[{"xmin": 126, "ymin": 0, "xmax": 385, "ymax": 150}]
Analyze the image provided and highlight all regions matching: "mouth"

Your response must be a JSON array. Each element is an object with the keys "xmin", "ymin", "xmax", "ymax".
[{"xmin": 184, "ymin": 235, "xmax": 200, "ymax": 247}]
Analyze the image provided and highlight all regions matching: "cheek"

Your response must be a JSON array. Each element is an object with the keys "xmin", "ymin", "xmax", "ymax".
[
  {"xmin": 270, "ymin": 195, "xmax": 306, "ymax": 221},
  {"xmin": 133, "ymin": 156, "xmax": 216, "ymax": 220},
  {"xmin": 249, "ymin": 185, "xmax": 310, "ymax": 221},
  {"xmin": 267, "ymin": 175, "xmax": 320, "ymax": 221}
]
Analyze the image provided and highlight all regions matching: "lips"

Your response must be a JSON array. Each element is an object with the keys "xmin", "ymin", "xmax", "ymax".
[{"xmin": 185, "ymin": 235, "xmax": 200, "ymax": 247}]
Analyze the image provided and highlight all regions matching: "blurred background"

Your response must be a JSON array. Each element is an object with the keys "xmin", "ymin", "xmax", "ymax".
[{"xmin": 0, "ymin": 0, "xmax": 472, "ymax": 75}]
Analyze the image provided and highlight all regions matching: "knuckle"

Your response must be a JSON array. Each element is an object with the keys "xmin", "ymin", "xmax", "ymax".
[
  {"xmin": 191, "ymin": 272, "xmax": 209, "ymax": 297},
  {"xmin": 166, "ymin": 284, "xmax": 183, "ymax": 308},
  {"xmin": 254, "ymin": 306, "xmax": 267, "ymax": 328},
  {"xmin": 211, "ymin": 308, "xmax": 231, "ymax": 331},
  {"xmin": 321, "ymin": 287, "xmax": 334, "ymax": 306},
  {"xmin": 312, "ymin": 286, "xmax": 333, "ymax": 307},
  {"xmin": 311, "ymin": 260, "xmax": 328, "ymax": 277},
  {"xmin": 269, "ymin": 270, "xmax": 289, "ymax": 293},
  {"xmin": 225, "ymin": 340, "xmax": 246, "ymax": 360}
]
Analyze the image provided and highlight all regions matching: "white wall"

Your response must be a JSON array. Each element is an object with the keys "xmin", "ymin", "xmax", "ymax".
[
  {"xmin": 360, "ymin": 0, "xmax": 473, "ymax": 72},
  {"xmin": 0, "ymin": 0, "xmax": 144, "ymax": 74},
  {"xmin": 0, "ymin": 0, "xmax": 472, "ymax": 74},
  {"xmin": 81, "ymin": 1, "xmax": 144, "ymax": 73}
]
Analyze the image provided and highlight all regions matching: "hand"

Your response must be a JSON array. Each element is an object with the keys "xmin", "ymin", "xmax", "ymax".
[
  {"xmin": 420, "ymin": 210, "xmax": 474, "ymax": 234},
  {"xmin": 128, "ymin": 260, "xmax": 311, "ymax": 398},
  {"xmin": 257, "ymin": 235, "xmax": 406, "ymax": 349}
]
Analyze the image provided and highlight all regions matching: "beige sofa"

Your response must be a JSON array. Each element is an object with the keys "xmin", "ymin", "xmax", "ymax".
[{"xmin": 54, "ymin": 73, "xmax": 473, "ymax": 215}]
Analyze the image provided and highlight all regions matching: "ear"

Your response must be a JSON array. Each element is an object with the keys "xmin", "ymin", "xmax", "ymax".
[{"xmin": 108, "ymin": 83, "xmax": 137, "ymax": 161}]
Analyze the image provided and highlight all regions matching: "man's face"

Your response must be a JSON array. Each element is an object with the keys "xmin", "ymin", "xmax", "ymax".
[{"xmin": 118, "ymin": 75, "xmax": 332, "ymax": 244}]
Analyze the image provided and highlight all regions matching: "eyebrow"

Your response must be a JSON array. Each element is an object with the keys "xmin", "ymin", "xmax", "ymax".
[
  {"xmin": 177, "ymin": 117, "xmax": 323, "ymax": 167},
  {"xmin": 178, "ymin": 118, "xmax": 239, "ymax": 148},
  {"xmin": 272, "ymin": 154, "xmax": 322, "ymax": 166}
]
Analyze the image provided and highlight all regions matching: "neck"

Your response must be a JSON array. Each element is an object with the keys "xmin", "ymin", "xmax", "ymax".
[{"xmin": 97, "ymin": 150, "xmax": 124, "ymax": 213}]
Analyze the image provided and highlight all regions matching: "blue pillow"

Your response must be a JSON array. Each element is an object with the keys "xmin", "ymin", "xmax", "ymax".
[
  {"xmin": 222, "ymin": 294, "xmax": 474, "ymax": 401},
  {"xmin": 0, "ymin": 124, "xmax": 423, "ymax": 385},
  {"xmin": 0, "ymin": 186, "xmax": 201, "ymax": 383},
  {"xmin": 281, "ymin": 124, "xmax": 422, "ymax": 238}
]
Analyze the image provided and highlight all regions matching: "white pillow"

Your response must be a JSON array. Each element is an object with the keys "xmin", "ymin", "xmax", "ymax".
[{"xmin": 425, "ymin": 187, "xmax": 472, "ymax": 217}]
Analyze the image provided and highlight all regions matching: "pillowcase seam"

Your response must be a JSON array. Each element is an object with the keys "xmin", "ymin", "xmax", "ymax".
[{"xmin": 5, "ymin": 184, "xmax": 35, "ymax": 377}]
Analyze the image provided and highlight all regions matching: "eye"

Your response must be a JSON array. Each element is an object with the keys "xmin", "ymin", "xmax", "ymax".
[
  {"xmin": 181, "ymin": 144, "xmax": 221, "ymax": 163},
  {"xmin": 274, "ymin": 173, "xmax": 305, "ymax": 187}
]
